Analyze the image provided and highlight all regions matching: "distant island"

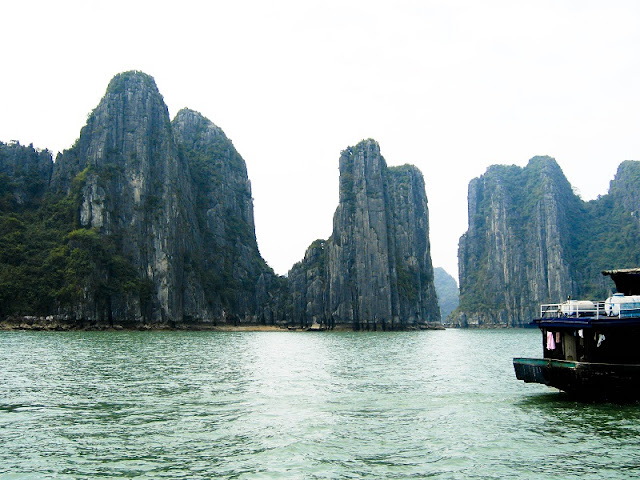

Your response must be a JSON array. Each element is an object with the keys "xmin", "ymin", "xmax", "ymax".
[
  {"xmin": 0, "ymin": 71, "xmax": 440, "ymax": 330},
  {"xmin": 433, "ymin": 267, "xmax": 459, "ymax": 321}
]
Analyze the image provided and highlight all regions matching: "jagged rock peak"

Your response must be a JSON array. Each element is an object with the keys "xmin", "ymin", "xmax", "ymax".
[
  {"xmin": 339, "ymin": 138, "xmax": 384, "ymax": 170},
  {"xmin": 51, "ymin": 70, "xmax": 174, "ymax": 194},
  {"xmin": 339, "ymin": 139, "xmax": 384, "ymax": 187},
  {"xmin": 93, "ymin": 70, "xmax": 172, "ymax": 151},
  {"xmin": 96, "ymin": 70, "xmax": 172, "ymax": 140},
  {"xmin": 482, "ymin": 155, "xmax": 561, "ymax": 180},
  {"xmin": 525, "ymin": 156, "xmax": 568, "ymax": 181},
  {"xmin": 527, "ymin": 155, "xmax": 559, "ymax": 167},
  {"xmin": 341, "ymin": 138, "xmax": 381, "ymax": 156},
  {"xmin": 173, "ymin": 108, "xmax": 226, "ymax": 140},
  {"xmin": 289, "ymin": 138, "xmax": 441, "ymax": 330},
  {"xmin": 171, "ymin": 106, "xmax": 254, "ymax": 232},
  {"xmin": 105, "ymin": 70, "xmax": 160, "ymax": 94},
  {"xmin": 172, "ymin": 108, "xmax": 248, "ymax": 175}
]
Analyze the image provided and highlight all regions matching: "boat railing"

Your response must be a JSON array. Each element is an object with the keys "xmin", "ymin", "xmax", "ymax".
[
  {"xmin": 618, "ymin": 305, "xmax": 640, "ymax": 318},
  {"xmin": 540, "ymin": 304, "xmax": 559, "ymax": 318},
  {"xmin": 540, "ymin": 301, "xmax": 607, "ymax": 319}
]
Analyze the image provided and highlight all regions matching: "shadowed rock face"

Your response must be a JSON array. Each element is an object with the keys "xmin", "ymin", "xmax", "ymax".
[
  {"xmin": 289, "ymin": 139, "xmax": 441, "ymax": 330},
  {"xmin": 50, "ymin": 72, "xmax": 282, "ymax": 326},
  {"xmin": 52, "ymin": 71, "xmax": 193, "ymax": 323},
  {"xmin": 171, "ymin": 108, "xmax": 283, "ymax": 324},
  {"xmin": 453, "ymin": 157, "xmax": 640, "ymax": 327}
]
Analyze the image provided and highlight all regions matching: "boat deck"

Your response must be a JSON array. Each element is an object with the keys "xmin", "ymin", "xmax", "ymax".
[{"xmin": 533, "ymin": 315, "xmax": 640, "ymax": 329}]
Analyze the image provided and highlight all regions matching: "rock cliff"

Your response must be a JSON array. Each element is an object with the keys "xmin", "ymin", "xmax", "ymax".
[
  {"xmin": 453, "ymin": 157, "xmax": 640, "ymax": 327},
  {"xmin": 171, "ymin": 108, "xmax": 284, "ymax": 325},
  {"xmin": 288, "ymin": 139, "xmax": 441, "ymax": 330},
  {"xmin": 0, "ymin": 72, "xmax": 436, "ymax": 329},
  {"xmin": 46, "ymin": 72, "xmax": 284, "ymax": 326},
  {"xmin": 51, "ymin": 71, "xmax": 198, "ymax": 324}
]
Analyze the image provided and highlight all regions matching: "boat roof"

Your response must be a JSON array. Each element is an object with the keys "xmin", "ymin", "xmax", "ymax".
[
  {"xmin": 533, "ymin": 316, "xmax": 640, "ymax": 329},
  {"xmin": 602, "ymin": 268, "xmax": 640, "ymax": 295}
]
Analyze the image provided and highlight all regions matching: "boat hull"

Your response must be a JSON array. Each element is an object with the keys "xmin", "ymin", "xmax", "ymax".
[{"xmin": 514, "ymin": 357, "xmax": 640, "ymax": 398}]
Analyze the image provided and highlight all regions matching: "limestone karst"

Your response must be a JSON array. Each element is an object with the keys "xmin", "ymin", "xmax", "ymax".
[
  {"xmin": 0, "ymin": 71, "xmax": 439, "ymax": 329},
  {"xmin": 452, "ymin": 157, "xmax": 640, "ymax": 327},
  {"xmin": 288, "ymin": 140, "xmax": 440, "ymax": 330}
]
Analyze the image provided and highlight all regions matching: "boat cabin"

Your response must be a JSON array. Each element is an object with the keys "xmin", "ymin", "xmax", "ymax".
[
  {"xmin": 537, "ymin": 268, "xmax": 640, "ymax": 364},
  {"xmin": 537, "ymin": 316, "xmax": 640, "ymax": 364},
  {"xmin": 514, "ymin": 268, "xmax": 640, "ymax": 397}
]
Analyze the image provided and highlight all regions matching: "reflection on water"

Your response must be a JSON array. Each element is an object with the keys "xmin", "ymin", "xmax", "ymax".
[{"xmin": 1, "ymin": 329, "xmax": 639, "ymax": 479}]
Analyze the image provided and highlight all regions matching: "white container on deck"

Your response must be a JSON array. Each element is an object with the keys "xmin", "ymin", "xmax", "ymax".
[
  {"xmin": 604, "ymin": 293, "xmax": 640, "ymax": 317},
  {"xmin": 560, "ymin": 300, "xmax": 596, "ymax": 316}
]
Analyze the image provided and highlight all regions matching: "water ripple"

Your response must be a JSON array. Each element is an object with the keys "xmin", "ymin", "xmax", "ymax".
[{"xmin": 1, "ymin": 330, "xmax": 640, "ymax": 478}]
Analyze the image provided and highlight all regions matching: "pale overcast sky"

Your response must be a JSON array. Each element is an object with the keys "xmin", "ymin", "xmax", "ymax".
[{"xmin": 2, "ymin": 1, "xmax": 640, "ymax": 280}]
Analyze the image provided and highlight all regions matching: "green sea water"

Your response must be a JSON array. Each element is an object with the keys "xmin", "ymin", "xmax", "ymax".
[{"xmin": 1, "ymin": 329, "xmax": 639, "ymax": 479}]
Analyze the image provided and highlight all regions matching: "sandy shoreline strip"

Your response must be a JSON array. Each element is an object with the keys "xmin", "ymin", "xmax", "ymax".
[{"xmin": 0, "ymin": 319, "xmax": 444, "ymax": 332}]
